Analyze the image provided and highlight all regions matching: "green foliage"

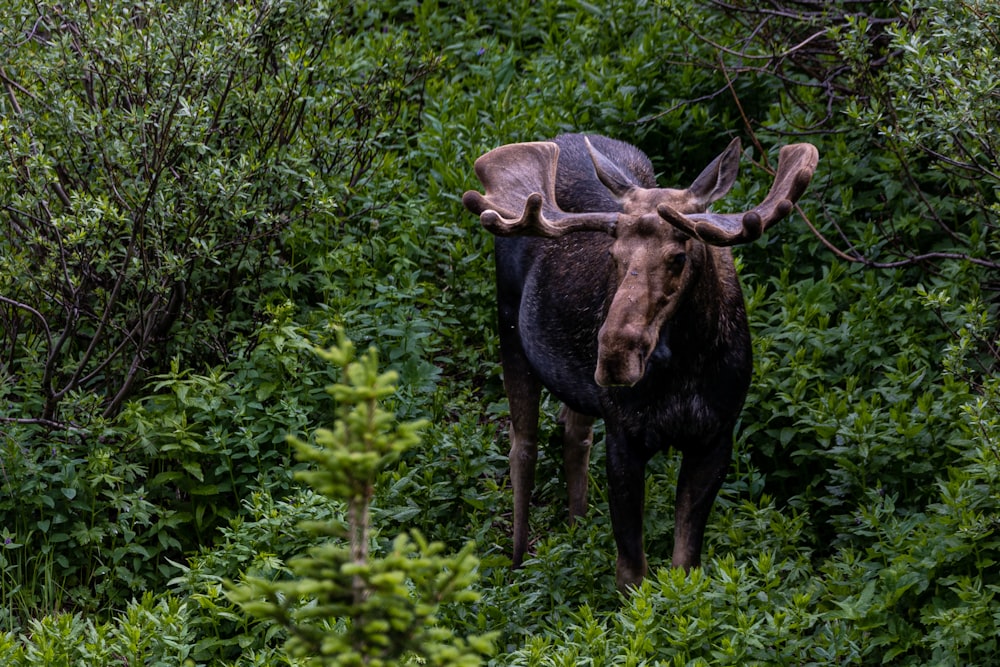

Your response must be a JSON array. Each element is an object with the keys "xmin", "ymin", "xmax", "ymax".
[
  {"xmin": 696, "ymin": 0, "xmax": 1000, "ymax": 279},
  {"xmin": 229, "ymin": 333, "xmax": 494, "ymax": 666},
  {"xmin": 0, "ymin": 593, "xmax": 197, "ymax": 667},
  {"xmin": 0, "ymin": 0, "xmax": 435, "ymax": 627},
  {"xmin": 838, "ymin": 0, "xmax": 1000, "ymax": 266},
  {"xmin": 124, "ymin": 308, "xmax": 327, "ymax": 546},
  {"xmin": 0, "ymin": 417, "xmax": 159, "ymax": 624},
  {"xmin": 170, "ymin": 488, "xmax": 345, "ymax": 664},
  {"xmin": 0, "ymin": 0, "xmax": 431, "ymax": 424},
  {"xmin": 0, "ymin": 305, "xmax": 332, "ymax": 629},
  {"xmin": 2, "ymin": 0, "xmax": 1000, "ymax": 665}
]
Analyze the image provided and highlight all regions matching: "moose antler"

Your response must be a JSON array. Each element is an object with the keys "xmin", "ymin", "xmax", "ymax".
[
  {"xmin": 462, "ymin": 142, "xmax": 619, "ymax": 238},
  {"xmin": 656, "ymin": 143, "xmax": 819, "ymax": 246}
]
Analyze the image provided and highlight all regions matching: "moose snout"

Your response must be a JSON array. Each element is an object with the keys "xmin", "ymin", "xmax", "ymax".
[{"xmin": 595, "ymin": 323, "xmax": 652, "ymax": 387}]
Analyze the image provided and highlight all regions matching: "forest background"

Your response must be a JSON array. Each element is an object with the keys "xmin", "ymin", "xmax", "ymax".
[{"xmin": 2, "ymin": 0, "xmax": 999, "ymax": 664}]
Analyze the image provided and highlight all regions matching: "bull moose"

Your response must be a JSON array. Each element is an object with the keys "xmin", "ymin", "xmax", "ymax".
[{"xmin": 462, "ymin": 133, "xmax": 818, "ymax": 591}]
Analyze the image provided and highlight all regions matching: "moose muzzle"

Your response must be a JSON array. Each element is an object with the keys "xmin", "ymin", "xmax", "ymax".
[{"xmin": 595, "ymin": 322, "xmax": 654, "ymax": 387}]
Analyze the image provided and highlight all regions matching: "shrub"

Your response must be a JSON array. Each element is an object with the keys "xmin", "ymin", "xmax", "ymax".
[
  {"xmin": 0, "ymin": 0, "xmax": 436, "ymax": 626},
  {"xmin": 0, "ymin": 593, "xmax": 198, "ymax": 667},
  {"xmin": 0, "ymin": 0, "xmax": 429, "ymax": 424}
]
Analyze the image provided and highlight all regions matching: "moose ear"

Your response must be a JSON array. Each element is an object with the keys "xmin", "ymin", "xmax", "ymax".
[
  {"xmin": 585, "ymin": 136, "xmax": 635, "ymax": 198},
  {"xmin": 687, "ymin": 137, "xmax": 742, "ymax": 208}
]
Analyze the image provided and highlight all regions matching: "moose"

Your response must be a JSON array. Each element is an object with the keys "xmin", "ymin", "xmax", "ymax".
[{"xmin": 462, "ymin": 133, "xmax": 818, "ymax": 591}]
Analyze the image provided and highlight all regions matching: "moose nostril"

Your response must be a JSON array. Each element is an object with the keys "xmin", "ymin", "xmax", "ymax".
[
  {"xmin": 595, "ymin": 350, "xmax": 646, "ymax": 387},
  {"xmin": 597, "ymin": 323, "xmax": 652, "ymax": 387}
]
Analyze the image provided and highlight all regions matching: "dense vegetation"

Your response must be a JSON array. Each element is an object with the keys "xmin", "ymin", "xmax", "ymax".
[{"xmin": 1, "ymin": 0, "xmax": 998, "ymax": 664}]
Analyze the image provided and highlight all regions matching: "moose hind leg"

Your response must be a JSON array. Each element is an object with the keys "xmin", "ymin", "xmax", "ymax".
[
  {"xmin": 559, "ymin": 405, "xmax": 594, "ymax": 522},
  {"xmin": 672, "ymin": 434, "xmax": 733, "ymax": 569},
  {"xmin": 502, "ymin": 353, "xmax": 542, "ymax": 570}
]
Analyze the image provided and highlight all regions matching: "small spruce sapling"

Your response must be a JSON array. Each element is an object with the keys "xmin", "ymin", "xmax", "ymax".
[{"xmin": 229, "ymin": 331, "xmax": 495, "ymax": 666}]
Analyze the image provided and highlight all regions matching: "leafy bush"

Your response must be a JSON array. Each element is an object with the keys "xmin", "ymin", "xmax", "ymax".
[
  {"xmin": 0, "ymin": 593, "xmax": 198, "ymax": 667},
  {"xmin": 0, "ymin": 0, "xmax": 435, "ymax": 626},
  {"xmin": 0, "ymin": 0, "xmax": 431, "ymax": 424}
]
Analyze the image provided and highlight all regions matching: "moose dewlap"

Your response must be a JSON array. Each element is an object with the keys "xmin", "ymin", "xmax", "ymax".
[{"xmin": 463, "ymin": 134, "xmax": 818, "ymax": 591}]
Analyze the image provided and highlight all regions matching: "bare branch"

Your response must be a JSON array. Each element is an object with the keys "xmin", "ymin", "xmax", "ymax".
[
  {"xmin": 0, "ymin": 416, "xmax": 83, "ymax": 432},
  {"xmin": 797, "ymin": 204, "xmax": 1000, "ymax": 271},
  {"xmin": 0, "ymin": 295, "xmax": 53, "ymax": 346}
]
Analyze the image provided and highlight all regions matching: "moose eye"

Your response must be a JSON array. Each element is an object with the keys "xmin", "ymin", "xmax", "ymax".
[{"xmin": 669, "ymin": 252, "xmax": 687, "ymax": 270}]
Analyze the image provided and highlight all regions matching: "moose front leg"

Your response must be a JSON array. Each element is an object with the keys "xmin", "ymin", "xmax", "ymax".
[
  {"xmin": 559, "ymin": 405, "xmax": 595, "ymax": 521},
  {"xmin": 605, "ymin": 432, "xmax": 652, "ymax": 592},
  {"xmin": 672, "ymin": 434, "xmax": 733, "ymax": 569}
]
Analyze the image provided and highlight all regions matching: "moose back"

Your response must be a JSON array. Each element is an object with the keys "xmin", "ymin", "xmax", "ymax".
[{"xmin": 463, "ymin": 133, "xmax": 818, "ymax": 590}]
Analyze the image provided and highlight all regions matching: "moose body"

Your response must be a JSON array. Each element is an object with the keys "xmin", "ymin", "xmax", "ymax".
[{"xmin": 464, "ymin": 133, "xmax": 818, "ymax": 590}]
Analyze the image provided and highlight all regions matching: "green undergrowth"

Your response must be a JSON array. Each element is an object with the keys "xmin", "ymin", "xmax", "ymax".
[{"xmin": 2, "ymin": 0, "xmax": 999, "ymax": 665}]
